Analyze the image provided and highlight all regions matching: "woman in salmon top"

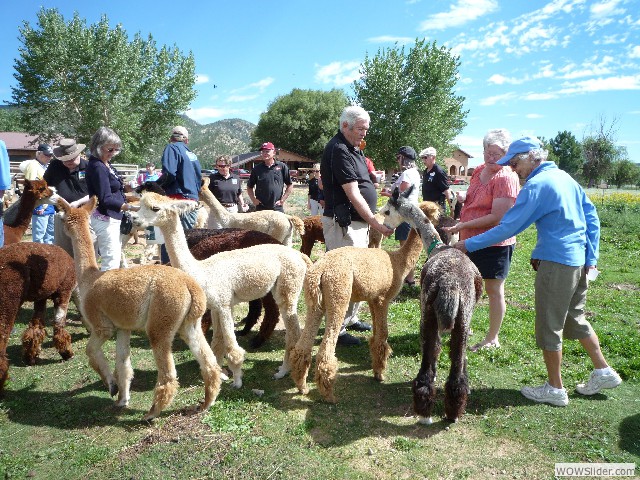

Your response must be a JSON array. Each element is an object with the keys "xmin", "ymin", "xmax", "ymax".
[{"xmin": 444, "ymin": 129, "xmax": 520, "ymax": 351}]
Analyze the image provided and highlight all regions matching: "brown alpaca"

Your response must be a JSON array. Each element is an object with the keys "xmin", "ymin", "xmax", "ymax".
[
  {"xmin": 302, "ymin": 214, "xmax": 385, "ymax": 254},
  {"xmin": 57, "ymin": 196, "xmax": 221, "ymax": 421},
  {"xmin": 0, "ymin": 243, "xmax": 76, "ymax": 395},
  {"xmin": 3, "ymin": 179, "xmax": 58, "ymax": 245},
  {"xmin": 184, "ymin": 227, "xmax": 282, "ymax": 348},
  {"xmin": 199, "ymin": 178, "xmax": 305, "ymax": 247},
  {"xmin": 135, "ymin": 192, "xmax": 311, "ymax": 388},
  {"xmin": 381, "ymin": 187, "xmax": 482, "ymax": 424},
  {"xmin": 289, "ymin": 202, "xmax": 441, "ymax": 403}
]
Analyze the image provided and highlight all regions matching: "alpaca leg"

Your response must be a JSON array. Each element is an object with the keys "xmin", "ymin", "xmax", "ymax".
[
  {"xmin": 315, "ymin": 301, "xmax": 348, "ymax": 403},
  {"xmin": 444, "ymin": 321, "xmax": 469, "ymax": 422},
  {"xmin": 113, "ymin": 329, "xmax": 134, "ymax": 407},
  {"xmin": 413, "ymin": 306, "xmax": 441, "ymax": 425},
  {"xmin": 249, "ymin": 293, "xmax": 279, "ymax": 348},
  {"xmin": 236, "ymin": 299, "xmax": 262, "ymax": 337},
  {"xmin": 289, "ymin": 306, "xmax": 324, "ymax": 395},
  {"xmin": 179, "ymin": 321, "xmax": 222, "ymax": 412},
  {"xmin": 273, "ymin": 301, "xmax": 302, "ymax": 380},
  {"xmin": 0, "ymin": 309, "xmax": 18, "ymax": 394},
  {"xmin": 201, "ymin": 310, "xmax": 212, "ymax": 337},
  {"xmin": 21, "ymin": 300, "xmax": 48, "ymax": 365},
  {"xmin": 144, "ymin": 335, "xmax": 179, "ymax": 421},
  {"xmin": 216, "ymin": 308, "xmax": 245, "ymax": 388},
  {"xmin": 52, "ymin": 299, "xmax": 73, "ymax": 361},
  {"xmin": 369, "ymin": 304, "xmax": 392, "ymax": 382},
  {"xmin": 86, "ymin": 329, "xmax": 117, "ymax": 396}
]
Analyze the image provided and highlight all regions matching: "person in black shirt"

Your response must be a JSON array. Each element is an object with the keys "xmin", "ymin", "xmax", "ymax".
[
  {"xmin": 246, "ymin": 142, "xmax": 292, "ymax": 212},
  {"xmin": 307, "ymin": 163, "xmax": 323, "ymax": 215},
  {"xmin": 420, "ymin": 146, "xmax": 452, "ymax": 210},
  {"xmin": 208, "ymin": 155, "xmax": 248, "ymax": 228},
  {"xmin": 320, "ymin": 106, "xmax": 392, "ymax": 346}
]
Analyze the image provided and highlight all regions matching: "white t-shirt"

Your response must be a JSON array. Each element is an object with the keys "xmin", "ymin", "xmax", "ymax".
[{"xmin": 393, "ymin": 167, "xmax": 421, "ymax": 204}]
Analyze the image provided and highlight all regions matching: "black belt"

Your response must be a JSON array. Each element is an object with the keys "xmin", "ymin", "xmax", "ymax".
[{"xmin": 221, "ymin": 202, "xmax": 237, "ymax": 207}]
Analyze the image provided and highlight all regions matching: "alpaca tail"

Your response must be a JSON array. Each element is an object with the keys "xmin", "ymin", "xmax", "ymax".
[
  {"xmin": 304, "ymin": 260, "xmax": 324, "ymax": 312},
  {"xmin": 288, "ymin": 215, "xmax": 306, "ymax": 239},
  {"xmin": 425, "ymin": 283, "xmax": 460, "ymax": 332}
]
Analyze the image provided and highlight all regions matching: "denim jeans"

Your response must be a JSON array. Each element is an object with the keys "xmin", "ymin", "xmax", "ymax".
[{"xmin": 31, "ymin": 214, "xmax": 55, "ymax": 244}]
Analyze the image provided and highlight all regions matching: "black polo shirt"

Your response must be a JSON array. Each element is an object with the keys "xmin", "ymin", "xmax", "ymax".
[
  {"xmin": 321, "ymin": 130, "xmax": 377, "ymax": 222},
  {"xmin": 422, "ymin": 164, "xmax": 449, "ymax": 206},
  {"xmin": 308, "ymin": 177, "xmax": 321, "ymax": 201},
  {"xmin": 43, "ymin": 158, "xmax": 89, "ymax": 204},
  {"xmin": 247, "ymin": 160, "xmax": 291, "ymax": 209},
  {"xmin": 209, "ymin": 172, "xmax": 242, "ymax": 204}
]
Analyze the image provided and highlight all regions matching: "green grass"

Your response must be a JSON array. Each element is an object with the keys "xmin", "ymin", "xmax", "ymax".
[{"xmin": 1, "ymin": 186, "xmax": 638, "ymax": 479}]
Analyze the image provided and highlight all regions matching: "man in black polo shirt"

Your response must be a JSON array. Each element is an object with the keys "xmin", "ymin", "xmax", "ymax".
[
  {"xmin": 208, "ymin": 154, "xmax": 248, "ymax": 228},
  {"xmin": 420, "ymin": 146, "xmax": 452, "ymax": 210},
  {"xmin": 246, "ymin": 142, "xmax": 293, "ymax": 212}
]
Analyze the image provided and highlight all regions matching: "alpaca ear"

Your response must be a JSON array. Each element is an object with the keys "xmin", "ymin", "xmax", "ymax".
[
  {"xmin": 402, "ymin": 185, "xmax": 414, "ymax": 199},
  {"xmin": 56, "ymin": 196, "xmax": 71, "ymax": 213},
  {"xmin": 392, "ymin": 187, "xmax": 400, "ymax": 201},
  {"xmin": 84, "ymin": 196, "xmax": 98, "ymax": 213},
  {"xmin": 201, "ymin": 177, "xmax": 210, "ymax": 191}
]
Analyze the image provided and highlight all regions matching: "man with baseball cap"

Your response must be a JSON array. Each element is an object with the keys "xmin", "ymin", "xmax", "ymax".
[
  {"xmin": 454, "ymin": 136, "xmax": 621, "ymax": 406},
  {"xmin": 19, "ymin": 143, "xmax": 56, "ymax": 243},
  {"xmin": 246, "ymin": 142, "xmax": 293, "ymax": 212},
  {"xmin": 157, "ymin": 125, "xmax": 202, "ymax": 263}
]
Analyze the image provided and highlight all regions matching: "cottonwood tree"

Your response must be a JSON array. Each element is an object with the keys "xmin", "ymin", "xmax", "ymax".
[
  {"xmin": 352, "ymin": 39, "xmax": 467, "ymax": 170},
  {"xmin": 11, "ymin": 8, "xmax": 196, "ymax": 162},
  {"xmin": 549, "ymin": 130, "xmax": 583, "ymax": 178},
  {"xmin": 608, "ymin": 155, "xmax": 637, "ymax": 189},
  {"xmin": 582, "ymin": 117, "xmax": 620, "ymax": 187},
  {"xmin": 252, "ymin": 89, "xmax": 349, "ymax": 160}
]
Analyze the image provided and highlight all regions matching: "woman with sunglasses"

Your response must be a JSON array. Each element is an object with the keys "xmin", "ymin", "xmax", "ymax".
[
  {"xmin": 307, "ymin": 163, "xmax": 323, "ymax": 215},
  {"xmin": 85, "ymin": 126, "xmax": 132, "ymax": 270},
  {"xmin": 207, "ymin": 155, "xmax": 248, "ymax": 228}
]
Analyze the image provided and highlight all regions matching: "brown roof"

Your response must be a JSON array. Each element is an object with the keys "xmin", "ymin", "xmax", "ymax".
[{"xmin": 0, "ymin": 132, "xmax": 39, "ymax": 150}]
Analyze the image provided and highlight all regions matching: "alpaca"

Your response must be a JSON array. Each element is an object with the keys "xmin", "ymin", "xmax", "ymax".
[
  {"xmin": 57, "ymin": 196, "xmax": 221, "ymax": 421},
  {"xmin": 184, "ymin": 227, "xmax": 282, "ymax": 348},
  {"xmin": 3, "ymin": 179, "xmax": 58, "ymax": 245},
  {"xmin": 199, "ymin": 178, "xmax": 304, "ymax": 247},
  {"xmin": 0, "ymin": 243, "xmax": 76, "ymax": 395},
  {"xmin": 380, "ymin": 187, "xmax": 483, "ymax": 424},
  {"xmin": 301, "ymin": 213, "xmax": 384, "ymax": 255},
  {"xmin": 289, "ymin": 202, "xmax": 440, "ymax": 403},
  {"xmin": 135, "ymin": 192, "xmax": 311, "ymax": 387}
]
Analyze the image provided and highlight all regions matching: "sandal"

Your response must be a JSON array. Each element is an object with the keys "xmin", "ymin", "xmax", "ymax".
[{"xmin": 469, "ymin": 339, "xmax": 501, "ymax": 352}]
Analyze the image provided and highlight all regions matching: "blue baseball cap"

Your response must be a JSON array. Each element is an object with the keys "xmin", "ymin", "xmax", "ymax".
[{"xmin": 497, "ymin": 136, "xmax": 541, "ymax": 166}]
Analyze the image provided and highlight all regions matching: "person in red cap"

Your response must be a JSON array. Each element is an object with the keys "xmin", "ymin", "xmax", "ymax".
[{"xmin": 246, "ymin": 142, "xmax": 293, "ymax": 212}]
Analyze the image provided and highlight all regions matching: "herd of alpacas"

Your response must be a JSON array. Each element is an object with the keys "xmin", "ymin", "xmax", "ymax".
[{"xmin": 0, "ymin": 180, "xmax": 481, "ymax": 425}]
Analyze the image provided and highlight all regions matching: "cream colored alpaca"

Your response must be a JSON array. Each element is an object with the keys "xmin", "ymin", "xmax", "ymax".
[
  {"xmin": 135, "ymin": 192, "xmax": 311, "ymax": 388},
  {"xmin": 57, "ymin": 196, "xmax": 221, "ymax": 421},
  {"xmin": 199, "ymin": 178, "xmax": 304, "ymax": 246},
  {"xmin": 290, "ymin": 201, "xmax": 441, "ymax": 403}
]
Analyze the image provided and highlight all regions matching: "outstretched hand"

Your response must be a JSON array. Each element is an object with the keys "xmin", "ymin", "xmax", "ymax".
[
  {"xmin": 452, "ymin": 240, "xmax": 467, "ymax": 253},
  {"xmin": 442, "ymin": 222, "xmax": 463, "ymax": 234}
]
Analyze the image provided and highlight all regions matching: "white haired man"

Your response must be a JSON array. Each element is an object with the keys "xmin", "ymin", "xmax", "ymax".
[{"xmin": 320, "ymin": 105, "xmax": 393, "ymax": 346}]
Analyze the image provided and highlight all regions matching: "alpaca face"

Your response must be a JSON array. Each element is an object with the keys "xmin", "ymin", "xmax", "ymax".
[
  {"xmin": 135, "ymin": 192, "xmax": 198, "ymax": 228},
  {"xmin": 378, "ymin": 186, "xmax": 425, "ymax": 229}
]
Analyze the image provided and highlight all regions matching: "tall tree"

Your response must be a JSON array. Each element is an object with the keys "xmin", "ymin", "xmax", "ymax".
[
  {"xmin": 352, "ymin": 39, "xmax": 467, "ymax": 170},
  {"xmin": 0, "ymin": 107, "xmax": 24, "ymax": 132},
  {"xmin": 251, "ymin": 89, "xmax": 349, "ymax": 160},
  {"xmin": 11, "ymin": 8, "xmax": 197, "ymax": 162},
  {"xmin": 608, "ymin": 157, "xmax": 637, "ymax": 189},
  {"xmin": 582, "ymin": 117, "xmax": 620, "ymax": 187},
  {"xmin": 549, "ymin": 130, "xmax": 583, "ymax": 178}
]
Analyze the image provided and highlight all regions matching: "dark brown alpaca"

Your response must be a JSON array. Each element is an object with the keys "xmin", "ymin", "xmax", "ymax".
[
  {"xmin": 379, "ymin": 187, "xmax": 482, "ymax": 424},
  {"xmin": 300, "ymin": 215, "xmax": 325, "ymax": 256},
  {"xmin": 0, "ymin": 243, "xmax": 76, "ymax": 395},
  {"xmin": 3, "ymin": 179, "xmax": 58, "ymax": 245}
]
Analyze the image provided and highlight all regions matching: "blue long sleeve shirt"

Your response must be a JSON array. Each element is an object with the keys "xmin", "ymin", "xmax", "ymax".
[
  {"xmin": 0, "ymin": 140, "xmax": 10, "ymax": 191},
  {"xmin": 465, "ymin": 162, "xmax": 600, "ymax": 267},
  {"xmin": 160, "ymin": 141, "xmax": 202, "ymax": 200}
]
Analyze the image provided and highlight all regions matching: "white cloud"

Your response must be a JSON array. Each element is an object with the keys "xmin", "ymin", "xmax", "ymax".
[
  {"xmin": 590, "ymin": 0, "xmax": 625, "ymax": 19},
  {"xmin": 419, "ymin": 0, "xmax": 498, "ymax": 32},
  {"xmin": 629, "ymin": 45, "xmax": 640, "ymax": 59},
  {"xmin": 526, "ymin": 113, "xmax": 544, "ymax": 118},
  {"xmin": 367, "ymin": 35, "xmax": 413, "ymax": 45},
  {"xmin": 559, "ymin": 74, "xmax": 640, "ymax": 94},
  {"xmin": 559, "ymin": 55, "xmax": 614, "ymax": 79},
  {"xmin": 523, "ymin": 92, "xmax": 560, "ymax": 100},
  {"xmin": 488, "ymin": 73, "xmax": 527, "ymax": 85},
  {"xmin": 230, "ymin": 77, "xmax": 274, "ymax": 94},
  {"xmin": 314, "ymin": 61, "xmax": 361, "ymax": 86},
  {"xmin": 185, "ymin": 107, "xmax": 230, "ymax": 122},
  {"xmin": 479, "ymin": 92, "xmax": 518, "ymax": 106},
  {"xmin": 195, "ymin": 74, "xmax": 209, "ymax": 84}
]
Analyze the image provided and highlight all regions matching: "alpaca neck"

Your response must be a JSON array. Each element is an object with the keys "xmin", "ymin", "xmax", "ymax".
[
  {"xmin": 69, "ymin": 217, "xmax": 101, "ymax": 288},
  {"xmin": 200, "ymin": 188, "xmax": 231, "ymax": 225},
  {"xmin": 403, "ymin": 203, "xmax": 442, "ymax": 258},
  {"xmin": 5, "ymin": 192, "xmax": 35, "ymax": 228},
  {"xmin": 389, "ymin": 228, "xmax": 423, "ymax": 276},
  {"xmin": 157, "ymin": 213, "xmax": 200, "ymax": 272}
]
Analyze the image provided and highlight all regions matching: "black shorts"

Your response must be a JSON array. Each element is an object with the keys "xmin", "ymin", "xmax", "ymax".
[{"xmin": 467, "ymin": 245, "xmax": 514, "ymax": 280}]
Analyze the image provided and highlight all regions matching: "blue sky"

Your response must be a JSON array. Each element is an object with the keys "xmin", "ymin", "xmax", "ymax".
[{"xmin": 1, "ymin": 0, "xmax": 639, "ymax": 166}]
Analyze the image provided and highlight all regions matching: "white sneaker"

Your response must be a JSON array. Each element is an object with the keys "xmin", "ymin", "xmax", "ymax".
[
  {"xmin": 521, "ymin": 382, "xmax": 569, "ymax": 407},
  {"xmin": 576, "ymin": 369, "xmax": 622, "ymax": 395}
]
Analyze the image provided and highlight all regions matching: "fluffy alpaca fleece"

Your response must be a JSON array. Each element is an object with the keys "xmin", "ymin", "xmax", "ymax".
[
  {"xmin": 57, "ymin": 196, "xmax": 220, "ymax": 421},
  {"xmin": 135, "ymin": 192, "xmax": 312, "ymax": 388},
  {"xmin": 199, "ymin": 178, "xmax": 304, "ymax": 247},
  {"xmin": 380, "ymin": 187, "xmax": 482, "ymax": 424},
  {"xmin": 0, "ymin": 243, "xmax": 76, "ymax": 395},
  {"xmin": 301, "ymin": 213, "xmax": 385, "ymax": 255},
  {"xmin": 184, "ymin": 227, "xmax": 282, "ymax": 348},
  {"xmin": 289, "ymin": 202, "xmax": 441, "ymax": 403},
  {"xmin": 3, "ymin": 179, "xmax": 58, "ymax": 245}
]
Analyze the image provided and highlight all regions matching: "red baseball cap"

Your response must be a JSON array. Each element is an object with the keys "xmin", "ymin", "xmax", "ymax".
[{"xmin": 260, "ymin": 142, "xmax": 275, "ymax": 151}]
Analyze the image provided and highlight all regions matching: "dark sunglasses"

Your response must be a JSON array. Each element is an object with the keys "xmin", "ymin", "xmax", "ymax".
[{"xmin": 216, "ymin": 164, "xmax": 230, "ymax": 168}]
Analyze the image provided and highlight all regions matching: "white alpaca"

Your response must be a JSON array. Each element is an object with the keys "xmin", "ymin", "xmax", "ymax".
[
  {"xmin": 199, "ymin": 178, "xmax": 304, "ymax": 246},
  {"xmin": 135, "ymin": 192, "xmax": 311, "ymax": 388}
]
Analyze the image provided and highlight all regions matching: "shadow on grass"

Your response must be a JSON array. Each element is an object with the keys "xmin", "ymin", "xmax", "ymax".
[{"xmin": 619, "ymin": 413, "xmax": 640, "ymax": 456}]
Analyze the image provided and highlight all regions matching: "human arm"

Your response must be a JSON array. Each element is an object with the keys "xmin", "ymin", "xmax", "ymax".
[
  {"xmin": 443, "ymin": 197, "xmax": 515, "ymax": 234},
  {"xmin": 583, "ymin": 194, "xmax": 600, "ymax": 267},
  {"xmin": 276, "ymin": 182, "xmax": 294, "ymax": 206},
  {"xmin": 342, "ymin": 181, "xmax": 393, "ymax": 236}
]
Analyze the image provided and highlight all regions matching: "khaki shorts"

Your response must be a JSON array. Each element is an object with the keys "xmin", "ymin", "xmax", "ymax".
[
  {"xmin": 321, "ymin": 216, "xmax": 369, "ymax": 251},
  {"xmin": 534, "ymin": 260, "xmax": 594, "ymax": 351}
]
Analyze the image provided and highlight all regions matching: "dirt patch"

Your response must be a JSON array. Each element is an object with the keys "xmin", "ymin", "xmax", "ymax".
[{"xmin": 610, "ymin": 283, "xmax": 640, "ymax": 291}]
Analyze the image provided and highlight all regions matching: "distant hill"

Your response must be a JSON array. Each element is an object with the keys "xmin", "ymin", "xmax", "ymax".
[{"xmin": 180, "ymin": 116, "xmax": 255, "ymax": 168}]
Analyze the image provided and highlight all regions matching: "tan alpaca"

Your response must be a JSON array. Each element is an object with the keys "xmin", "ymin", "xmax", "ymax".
[
  {"xmin": 134, "ymin": 192, "xmax": 311, "ymax": 388},
  {"xmin": 290, "ymin": 201, "xmax": 442, "ymax": 403},
  {"xmin": 199, "ymin": 178, "xmax": 304, "ymax": 246},
  {"xmin": 57, "ymin": 196, "xmax": 221, "ymax": 421}
]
